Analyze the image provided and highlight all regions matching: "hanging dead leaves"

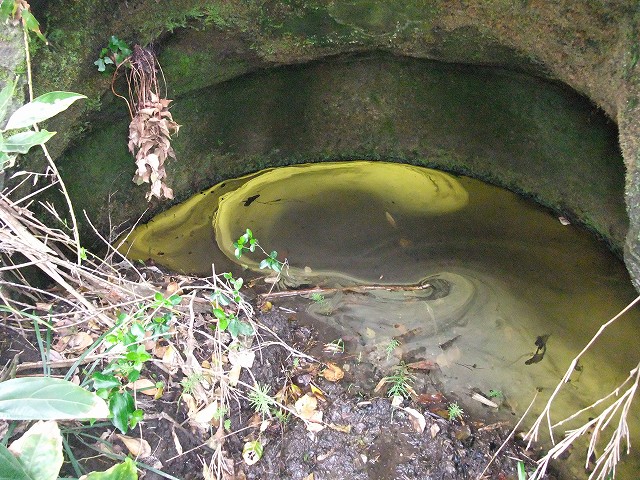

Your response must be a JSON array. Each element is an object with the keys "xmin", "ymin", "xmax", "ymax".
[{"xmin": 114, "ymin": 45, "xmax": 179, "ymax": 201}]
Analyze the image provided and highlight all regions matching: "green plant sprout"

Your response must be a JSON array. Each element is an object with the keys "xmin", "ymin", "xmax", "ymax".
[
  {"xmin": 488, "ymin": 389, "xmax": 503, "ymax": 399},
  {"xmin": 383, "ymin": 362, "xmax": 415, "ymax": 399},
  {"xmin": 180, "ymin": 372, "xmax": 204, "ymax": 395},
  {"xmin": 310, "ymin": 292, "xmax": 325, "ymax": 303},
  {"xmin": 385, "ymin": 338, "xmax": 401, "ymax": 361},
  {"xmin": 447, "ymin": 402, "xmax": 464, "ymax": 421},
  {"xmin": 248, "ymin": 383, "xmax": 274, "ymax": 418},
  {"xmin": 94, "ymin": 35, "xmax": 132, "ymax": 72},
  {"xmin": 234, "ymin": 228, "xmax": 285, "ymax": 273}
]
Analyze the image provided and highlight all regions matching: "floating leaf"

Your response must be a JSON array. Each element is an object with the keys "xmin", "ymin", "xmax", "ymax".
[
  {"xmin": 0, "ymin": 130, "xmax": 56, "ymax": 154},
  {"xmin": 5, "ymin": 92, "xmax": 86, "ymax": 130},
  {"xmin": 8, "ymin": 420, "xmax": 63, "ymax": 480},
  {"xmin": 0, "ymin": 377, "xmax": 109, "ymax": 420}
]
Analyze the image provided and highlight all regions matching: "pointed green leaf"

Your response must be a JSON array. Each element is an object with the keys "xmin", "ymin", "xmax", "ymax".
[
  {"xmin": 109, "ymin": 390, "xmax": 134, "ymax": 434},
  {"xmin": 0, "ymin": 377, "xmax": 109, "ymax": 420},
  {"xmin": 0, "ymin": 77, "xmax": 16, "ymax": 124},
  {"xmin": 92, "ymin": 372, "xmax": 121, "ymax": 391},
  {"xmin": 1, "ymin": 130, "xmax": 55, "ymax": 154},
  {"xmin": 0, "ymin": 443, "xmax": 30, "ymax": 480},
  {"xmin": 83, "ymin": 457, "xmax": 138, "ymax": 480},
  {"xmin": 5, "ymin": 91, "xmax": 86, "ymax": 130},
  {"xmin": 7, "ymin": 420, "xmax": 62, "ymax": 480},
  {"xmin": 20, "ymin": 9, "xmax": 47, "ymax": 44}
]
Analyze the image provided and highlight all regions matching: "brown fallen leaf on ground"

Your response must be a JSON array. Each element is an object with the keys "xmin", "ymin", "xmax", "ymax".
[
  {"xmin": 322, "ymin": 362, "xmax": 344, "ymax": 382},
  {"xmin": 403, "ymin": 407, "xmax": 426, "ymax": 433},
  {"xmin": 116, "ymin": 434, "xmax": 151, "ymax": 458},
  {"xmin": 129, "ymin": 378, "xmax": 160, "ymax": 397}
]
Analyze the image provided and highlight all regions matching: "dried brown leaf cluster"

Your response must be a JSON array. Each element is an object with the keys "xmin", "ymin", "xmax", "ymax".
[
  {"xmin": 116, "ymin": 45, "xmax": 179, "ymax": 201},
  {"xmin": 128, "ymin": 93, "xmax": 179, "ymax": 200}
]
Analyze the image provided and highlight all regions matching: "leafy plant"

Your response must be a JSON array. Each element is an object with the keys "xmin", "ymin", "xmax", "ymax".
[
  {"xmin": 94, "ymin": 35, "xmax": 132, "ymax": 72},
  {"xmin": 90, "ymin": 292, "xmax": 180, "ymax": 434},
  {"xmin": 383, "ymin": 362, "xmax": 415, "ymax": 399},
  {"xmin": 248, "ymin": 383, "xmax": 274, "ymax": 418},
  {"xmin": 447, "ymin": 402, "xmax": 464, "ymax": 421},
  {"xmin": 385, "ymin": 339, "xmax": 401, "ymax": 361},
  {"xmin": 310, "ymin": 292, "xmax": 325, "ymax": 303},
  {"xmin": 0, "ymin": 77, "xmax": 86, "ymax": 170},
  {"xmin": 234, "ymin": 228, "xmax": 285, "ymax": 273}
]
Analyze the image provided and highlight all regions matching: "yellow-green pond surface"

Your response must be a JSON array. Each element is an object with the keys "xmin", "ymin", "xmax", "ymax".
[{"xmin": 121, "ymin": 161, "xmax": 640, "ymax": 475}]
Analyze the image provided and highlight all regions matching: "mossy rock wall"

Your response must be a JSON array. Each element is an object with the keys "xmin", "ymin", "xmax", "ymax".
[{"xmin": 23, "ymin": 1, "xmax": 640, "ymax": 288}]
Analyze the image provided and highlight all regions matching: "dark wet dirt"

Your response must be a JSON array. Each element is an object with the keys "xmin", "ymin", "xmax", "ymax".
[{"xmin": 0, "ymin": 299, "xmax": 551, "ymax": 480}]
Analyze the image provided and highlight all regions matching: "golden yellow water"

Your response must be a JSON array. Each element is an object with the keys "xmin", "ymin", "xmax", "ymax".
[{"xmin": 121, "ymin": 161, "xmax": 640, "ymax": 476}]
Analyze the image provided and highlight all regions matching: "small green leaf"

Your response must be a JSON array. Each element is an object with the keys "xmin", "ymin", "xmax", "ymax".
[
  {"xmin": 259, "ymin": 259, "xmax": 269, "ymax": 270},
  {"xmin": 5, "ymin": 92, "xmax": 86, "ymax": 130},
  {"xmin": 6, "ymin": 420, "xmax": 62, "ymax": 480},
  {"xmin": 0, "ymin": 76, "xmax": 16, "ymax": 124},
  {"xmin": 83, "ymin": 457, "xmax": 138, "ymax": 480},
  {"xmin": 228, "ymin": 318, "xmax": 253, "ymax": 338},
  {"xmin": 1, "ymin": 130, "xmax": 56, "ymax": 154},
  {"xmin": 92, "ymin": 372, "xmax": 121, "ymax": 391},
  {"xmin": 94, "ymin": 58, "xmax": 106, "ymax": 72},
  {"xmin": 109, "ymin": 390, "xmax": 135, "ymax": 434},
  {"xmin": 21, "ymin": 9, "xmax": 47, "ymax": 44},
  {"xmin": 0, "ymin": 442, "xmax": 31, "ymax": 480},
  {"xmin": 0, "ymin": 377, "xmax": 109, "ymax": 420}
]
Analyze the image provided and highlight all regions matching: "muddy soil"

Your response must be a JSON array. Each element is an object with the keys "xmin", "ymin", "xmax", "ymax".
[{"xmin": 0, "ymin": 292, "xmax": 553, "ymax": 480}]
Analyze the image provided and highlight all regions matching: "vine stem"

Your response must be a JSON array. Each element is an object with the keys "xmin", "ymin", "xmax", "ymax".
[{"xmin": 22, "ymin": 24, "xmax": 82, "ymax": 265}]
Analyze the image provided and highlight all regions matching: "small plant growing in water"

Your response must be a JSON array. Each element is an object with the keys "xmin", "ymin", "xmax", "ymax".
[
  {"xmin": 385, "ymin": 338, "xmax": 401, "ymax": 361},
  {"xmin": 310, "ymin": 292, "xmax": 325, "ymax": 303},
  {"xmin": 383, "ymin": 362, "xmax": 415, "ymax": 399},
  {"xmin": 447, "ymin": 402, "xmax": 464, "ymax": 421},
  {"xmin": 488, "ymin": 389, "xmax": 503, "ymax": 399}
]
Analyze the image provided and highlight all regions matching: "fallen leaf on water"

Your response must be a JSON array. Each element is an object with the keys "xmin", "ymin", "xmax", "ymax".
[
  {"xmin": 416, "ymin": 392, "xmax": 446, "ymax": 405},
  {"xmin": 116, "ymin": 434, "xmax": 151, "ymax": 458},
  {"xmin": 471, "ymin": 392, "xmax": 499, "ymax": 408},
  {"xmin": 322, "ymin": 363, "xmax": 344, "ymax": 382},
  {"xmin": 403, "ymin": 407, "xmax": 426, "ymax": 433},
  {"xmin": 406, "ymin": 359, "xmax": 439, "ymax": 371},
  {"xmin": 385, "ymin": 211, "xmax": 397, "ymax": 228}
]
